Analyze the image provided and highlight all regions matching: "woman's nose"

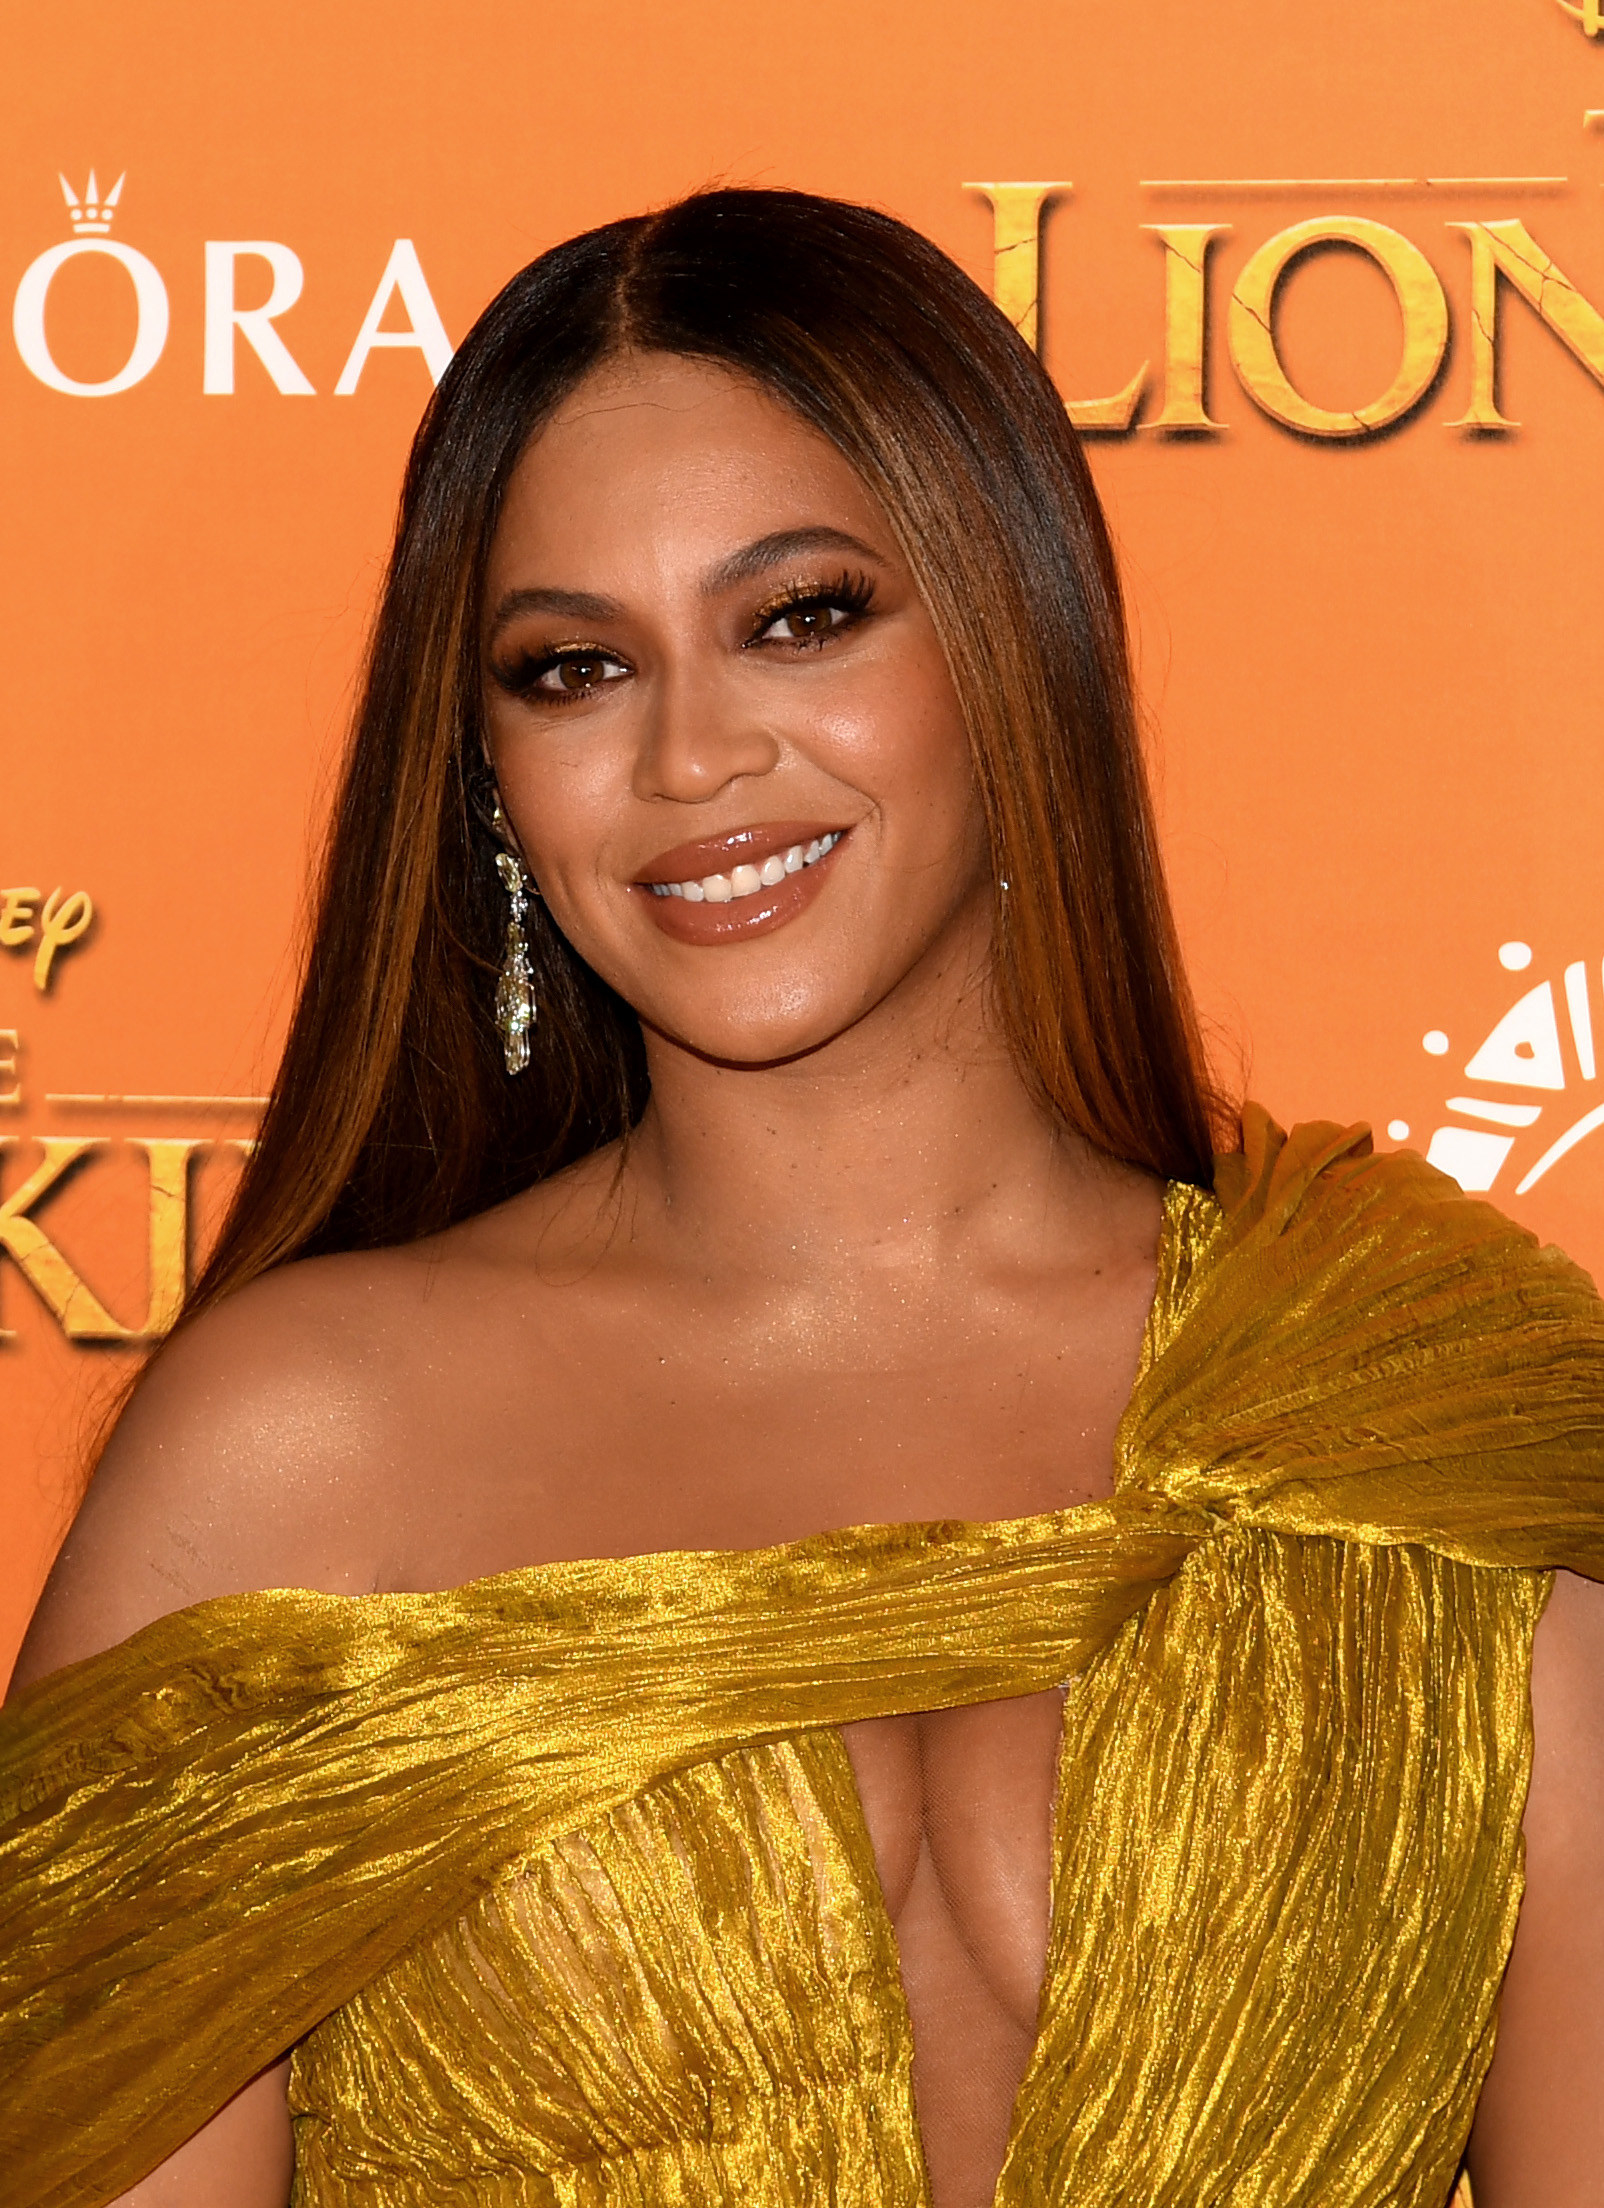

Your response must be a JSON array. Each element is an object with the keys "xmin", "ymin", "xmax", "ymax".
[{"xmin": 630, "ymin": 662, "xmax": 782, "ymax": 804}]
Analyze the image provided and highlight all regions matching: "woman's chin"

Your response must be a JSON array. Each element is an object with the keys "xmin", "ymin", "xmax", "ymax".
[{"xmin": 638, "ymin": 994, "xmax": 875, "ymax": 1072}]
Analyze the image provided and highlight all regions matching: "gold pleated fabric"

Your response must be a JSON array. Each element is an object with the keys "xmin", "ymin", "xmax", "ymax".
[{"xmin": 4, "ymin": 1110, "xmax": 1604, "ymax": 2208}]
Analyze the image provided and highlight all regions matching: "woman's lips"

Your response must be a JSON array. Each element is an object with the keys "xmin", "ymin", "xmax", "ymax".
[
  {"xmin": 634, "ymin": 826, "xmax": 851, "ymax": 945},
  {"xmin": 635, "ymin": 821, "xmax": 846, "ymax": 886}
]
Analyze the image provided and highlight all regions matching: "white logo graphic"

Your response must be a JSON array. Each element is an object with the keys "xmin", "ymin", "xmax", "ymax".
[
  {"xmin": 58, "ymin": 169, "xmax": 123, "ymax": 235},
  {"xmin": 12, "ymin": 173, "xmax": 455, "ymax": 399},
  {"xmin": 1390, "ymin": 941, "xmax": 1604, "ymax": 1195},
  {"xmin": 13, "ymin": 169, "xmax": 169, "ymax": 396}
]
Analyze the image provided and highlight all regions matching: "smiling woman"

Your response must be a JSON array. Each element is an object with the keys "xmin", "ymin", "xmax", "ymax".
[
  {"xmin": 177, "ymin": 185, "xmax": 1219, "ymax": 1289},
  {"xmin": 5, "ymin": 189, "xmax": 1604, "ymax": 2208},
  {"xmin": 478, "ymin": 353, "xmax": 1004, "ymax": 1045}
]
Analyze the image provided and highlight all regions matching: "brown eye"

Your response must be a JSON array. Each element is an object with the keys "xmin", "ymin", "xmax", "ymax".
[
  {"xmin": 748, "ymin": 571, "xmax": 875, "ymax": 653},
  {"xmin": 763, "ymin": 601, "xmax": 848, "ymax": 644},
  {"xmin": 555, "ymin": 655, "xmax": 606, "ymax": 692},
  {"xmin": 533, "ymin": 651, "xmax": 626, "ymax": 697}
]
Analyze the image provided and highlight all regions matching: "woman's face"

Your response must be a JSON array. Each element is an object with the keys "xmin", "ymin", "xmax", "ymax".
[{"xmin": 481, "ymin": 351, "xmax": 990, "ymax": 1069}]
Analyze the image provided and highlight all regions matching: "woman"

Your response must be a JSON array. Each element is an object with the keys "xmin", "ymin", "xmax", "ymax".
[{"xmin": 3, "ymin": 188, "xmax": 1603, "ymax": 2208}]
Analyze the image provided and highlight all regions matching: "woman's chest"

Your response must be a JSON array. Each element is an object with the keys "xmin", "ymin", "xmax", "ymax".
[
  {"xmin": 377, "ymin": 1337, "xmax": 1143, "ymax": 1591},
  {"xmin": 357, "ymin": 1191, "xmax": 1168, "ymax": 1592},
  {"xmin": 840, "ymin": 1694, "xmax": 1068, "ymax": 2205}
]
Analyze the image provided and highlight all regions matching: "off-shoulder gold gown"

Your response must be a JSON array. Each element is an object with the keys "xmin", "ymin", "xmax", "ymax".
[{"xmin": 5, "ymin": 1112, "xmax": 1604, "ymax": 2208}]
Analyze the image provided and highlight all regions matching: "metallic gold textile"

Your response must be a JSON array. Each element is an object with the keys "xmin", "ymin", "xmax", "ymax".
[{"xmin": 4, "ymin": 1110, "xmax": 1604, "ymax": 2207}]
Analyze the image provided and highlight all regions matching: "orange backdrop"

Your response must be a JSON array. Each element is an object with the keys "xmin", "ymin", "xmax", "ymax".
[{"xmin": 5, "ymin": 0, "xmax": 1603, "ymax": 1676}]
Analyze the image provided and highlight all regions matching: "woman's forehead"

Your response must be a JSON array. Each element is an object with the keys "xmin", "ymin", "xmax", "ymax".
[
  {"xmin": 491, "ymin": 358, "xmax": 889, "ymax": 580},
  {"xmin": 519, "ymin": 355, "xmax": 837, "ymax": 480}
]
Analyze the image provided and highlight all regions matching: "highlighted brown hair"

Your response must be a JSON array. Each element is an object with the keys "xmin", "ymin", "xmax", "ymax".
[{"xmin": 190, "ymin": 186, "xmax": 1228, "ymax": 1316}]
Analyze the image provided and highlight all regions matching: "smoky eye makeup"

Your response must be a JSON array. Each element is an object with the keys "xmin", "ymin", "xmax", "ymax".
[
  {"xmin": 745, "ymin": 569, "xmax": 878, "ymax": 647},
  {"xmin": 489, "ymin": 642, "xmax": 632, "ymax": 703},
  {"xmin": 486, "ymin": 566, "xmax": 881, "ymax": 700}
]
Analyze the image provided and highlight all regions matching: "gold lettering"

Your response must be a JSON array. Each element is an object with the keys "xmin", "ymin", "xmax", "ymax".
[
  {"xmin": 1065, "ymin": 362, "xmax": 1149, "ymax": 434},
  {"xmin": 127, "ymin": 1138, "xmax": 205, "ymax": 1336},
  {"xmin": 0, "ymin": 1031, "xmax": 18, "ymax": 1108},
  {"xmin": 1445, "ymin": 219, "xmax": 1604, "ymax": 432},
  {"xmin": 33, "ymin": 887, "xmax": 93, "ymax": 990},
  {"xmin": 0, "ymin": 1137, "xmax": 130, "ymax": 1341},
  {"xmin": 0, "ymin": 1136, "xmax": 210, "ymax": 1343},
  {"xmin": 1229, "ymin": 216, "xmax": 1448, "ymax": 439},
  {"xmin": 967, "ymin": 179, "xmax": 1148, "ymax": 431},
  {"xmin": 1144, "ymin": 224, "xmax": 1231, "ymax": 432},
  {"xmin": 0, "ymin": 888, "xmax": 39, "ymax": 948},
  {"xmin": 966, "ymin": 180, "xmax": 1070, "ymax": 349}
]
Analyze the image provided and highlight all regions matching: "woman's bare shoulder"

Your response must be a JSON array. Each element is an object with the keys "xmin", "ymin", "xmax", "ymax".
[{"xmin": 9, "ymin": 1244, "xmax": 452, "ymax": 1694}]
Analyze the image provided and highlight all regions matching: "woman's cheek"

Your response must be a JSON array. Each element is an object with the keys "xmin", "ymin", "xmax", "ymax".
[
  {"xmin": 809, "ymin": 655, "xmax": 965, "ymax": 783},
  {"xmin": 500, "ymin": 743, "xmax": 635, "ymax": 899}
]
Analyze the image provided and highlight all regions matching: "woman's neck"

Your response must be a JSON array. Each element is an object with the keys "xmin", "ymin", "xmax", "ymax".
[{"xmin": 613, "ymin": 954, "xmax": 1140, "ymax": 1287}]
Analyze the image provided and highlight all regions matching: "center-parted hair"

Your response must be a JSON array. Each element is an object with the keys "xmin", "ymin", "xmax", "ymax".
[{"xmin": 189, "ymin": 186, "xmax": 1229, "ymax": 1317}]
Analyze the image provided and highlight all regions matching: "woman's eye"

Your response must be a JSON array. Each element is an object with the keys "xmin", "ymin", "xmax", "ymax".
[
  {"xmin": 532, "ymin": 652, "xmax": 627, "ymax": 698},
  {"xmin": 760, "ymin": 600, "xmax": 852, "ymax": 646}
]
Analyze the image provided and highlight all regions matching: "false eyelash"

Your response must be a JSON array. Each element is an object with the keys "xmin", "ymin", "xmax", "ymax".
[
  {"xmin": 489, "ymin": 644, "xmax": 624, "ymax": 701},
  {"xmin": 748, "ymin": 568, "xmax": 878, "ymax": 638}
]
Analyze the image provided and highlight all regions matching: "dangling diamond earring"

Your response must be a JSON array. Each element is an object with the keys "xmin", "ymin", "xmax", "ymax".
[{"xmin": 493, "ymin": 847, "xmax": 537, "ymax": 1076}]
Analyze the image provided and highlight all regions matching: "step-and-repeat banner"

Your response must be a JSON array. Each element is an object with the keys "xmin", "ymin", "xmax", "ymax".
[{"xmin": 4, "ymin": 0, "xmax": 1603, "ymax": 1670}]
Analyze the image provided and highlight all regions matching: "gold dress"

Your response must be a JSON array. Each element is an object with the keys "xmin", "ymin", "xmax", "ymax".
[{"xmin": 5, "ymin": 1111, "xmax": 1604, "ymax": 2208}]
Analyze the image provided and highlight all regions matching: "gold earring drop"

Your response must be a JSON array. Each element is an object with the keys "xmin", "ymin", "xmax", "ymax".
[{"xmin": 494, "ymin": 849, "xmax": 537, "ymax": 1075}]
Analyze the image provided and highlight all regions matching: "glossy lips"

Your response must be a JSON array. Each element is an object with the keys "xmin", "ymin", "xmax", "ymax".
[
  {"xmin": 649, "ymin": 832, "xmax": 841, "ymax": 904},
  {"xmin": 635, "ymin": 823, "xmax": 850, "ymax": 945}
]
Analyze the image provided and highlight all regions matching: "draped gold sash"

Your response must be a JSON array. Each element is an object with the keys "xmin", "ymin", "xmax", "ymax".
[{"xmin": 4, "ymin": 1109, "xmax": 1603, "ymax": 2208}]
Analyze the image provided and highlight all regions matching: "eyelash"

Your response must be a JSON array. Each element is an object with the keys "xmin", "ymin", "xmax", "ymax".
[
  {"xmin": 491, "ymin": 570, "xmax": 878, "ymax": 705},
  {"xmin": 745, "ymin": 569, "xmax": 878, "ymax": 649}
]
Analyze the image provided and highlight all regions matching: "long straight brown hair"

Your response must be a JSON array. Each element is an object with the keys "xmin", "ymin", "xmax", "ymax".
[{"xmin": 187, "ymin": 187, "xmax": 1228, "ymax": 1323}]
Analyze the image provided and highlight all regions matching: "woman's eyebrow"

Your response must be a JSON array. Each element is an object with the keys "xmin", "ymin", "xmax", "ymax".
[
  {"xmin": 701, "ymin": 528, "xmax": 887, "ymax": 597},
  {"xmin": 487, "ymin": 585, "xmax": 621, "ymax": 642},
  {"xmin": 485, "ymin": 530, "xmax": 886, "ymax": 642}
]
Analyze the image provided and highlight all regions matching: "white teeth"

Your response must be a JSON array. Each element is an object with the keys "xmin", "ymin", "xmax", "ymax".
[{"xmin": 650, "ymin": 831, "xmax": 842, "ymax": 906}]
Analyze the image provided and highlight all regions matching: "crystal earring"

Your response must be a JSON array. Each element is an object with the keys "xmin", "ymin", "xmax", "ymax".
[{"xmin": 493, "ymin": 849, "xmax": 537, "ymax": 1076}]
